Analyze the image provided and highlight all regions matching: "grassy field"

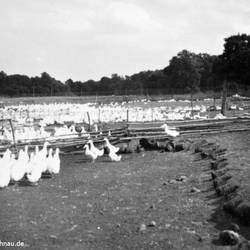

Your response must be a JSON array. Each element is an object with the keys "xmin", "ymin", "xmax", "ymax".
[{"xmin": 1, "ymin": 131, "xmax": 250, "ymax": 249}]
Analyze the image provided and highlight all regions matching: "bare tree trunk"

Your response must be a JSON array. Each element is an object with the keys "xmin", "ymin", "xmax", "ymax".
[{"xmin": 221, "ymin": 80, "xmax": 228, "ymax": 116}]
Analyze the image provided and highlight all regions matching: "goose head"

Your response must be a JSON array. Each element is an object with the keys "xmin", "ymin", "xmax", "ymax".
[
  {"xmin": 94, "ymin": 124, "xmax": 98, "ymax": 132},
  {"xmin": 35, "ymin": 145, "xmax": 39, "ymax": 155},
  {"xmin": 48, "ymin": 148, "xmax": 53, "ymax": 156},
  {"xmin": 30, "ymin": 152, "xmax": 34, "ymax": 160},
  {"xmin": 88, "ymin": 140, "xmax": 94, "ymax": 146},
  {"xmin": 160, "ymin": 124, "xmax": 168, "ymax": 129},
  {"xmin": 24, "ymin": 145, "xmax": 29, "ymax": 153},
  {"xmin": 43, "ymin": 141, "xmax": 50, "ymax": 149},
  {"xmin": 3, "ymin": 149, "xmax": 11, "ymax": 159},
  {"xmin": 83, "ymin": 144, "xmax": 89, "ymax": 152},
  {"xmin": 18, "ymin": 149, "xmax": 24, "ymax": 159},
  {"xmin": 55, "ymin": 148, "xmax": 60, "ymax": 155}
]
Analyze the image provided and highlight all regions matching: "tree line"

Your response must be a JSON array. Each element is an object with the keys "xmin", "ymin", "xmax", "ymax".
[{"xmin": 0, "ymin": 34, "xmax": 249, "ymax": 97}]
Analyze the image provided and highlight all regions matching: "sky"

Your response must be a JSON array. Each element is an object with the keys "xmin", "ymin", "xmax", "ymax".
[{"xmin": 0, "ymin": 0, "xmax": 250, "ymax": 82}]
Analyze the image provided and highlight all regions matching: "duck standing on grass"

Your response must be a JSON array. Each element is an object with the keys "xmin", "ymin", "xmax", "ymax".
[
  {"xmin": 0, "ymin": 149, "xmax": 11, "ymax": 188},
  {"xmin": 108, "ymin": 150, "xmax": 122, "ymax": 162},
  {"xmin": 88, "ymin": 140, "xmax": 104, "ymax": 157},
  {"xmin": 46, "ymin": 148, "xmax": 54, "ymax": 174},
  {"xmin": 38, "ymin": 141, "xmax": 50, "ymax": 173},
  {"xmin": 104, "ymin": 137, "xmax": 119, "ymax": 153},
  {"xmin": 83, "ymin": 144, "xmax": 98, "ymax": 162},
  {"xmin": 103, "ymin": 138, "xmax": 122, "ymax": 162},
  {"xmin": 26, "ymin": 152, "xmax": 34, "ymax": 174},
  {"xmin": 51, "ymin": 148, "xmax": 60, "ymax": 174},
  {"xmin": 27, "ymin": 164, "xmax": 42, "ymax": 184},
  {"xmin": 10, "ymin": 149, "xmax": 27, "ymax": 182},
  {"xmin": 26, "ymin": 148, "xmax": 43, "ymax": 184}
]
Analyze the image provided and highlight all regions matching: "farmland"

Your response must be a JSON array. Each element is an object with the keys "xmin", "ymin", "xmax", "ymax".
[
  {"xmin": 0, "ymin": 132, "xmax": 249, "ymax": 249},
  {"xmin": 0, "ymin": 95, "xmax": 250, "ymax": 249}
]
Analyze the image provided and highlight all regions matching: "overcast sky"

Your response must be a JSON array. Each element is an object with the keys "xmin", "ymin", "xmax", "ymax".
[{"xmin": 0, "ymin": 0, "xmax": 250, "ymax": 82}]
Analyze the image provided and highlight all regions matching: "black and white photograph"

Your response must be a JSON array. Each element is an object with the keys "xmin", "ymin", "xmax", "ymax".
[{"xmin": 0, "ymin": 0, "xmax": 250, "ymax": 249}]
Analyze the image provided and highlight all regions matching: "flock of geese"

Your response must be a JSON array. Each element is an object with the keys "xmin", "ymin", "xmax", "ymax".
[
  {"xmin": 0, "ymin": 137, "xmax": 121, "ymax": 189},
  {"xmin": 1, "ymin": 100, "xmax": 220, "ymax": 128},
  {"xmin": 84, "ymin": 137, "xmax": 121, "ymax": 162},
  {"xmin": 0, "ymin": 142, "xmax": 60, "ymax": 188}
]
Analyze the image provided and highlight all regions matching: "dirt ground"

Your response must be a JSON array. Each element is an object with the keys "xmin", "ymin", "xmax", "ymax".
[{"xmin": 0, "ymin": 133, "xmax": 250, "ymax": 249}]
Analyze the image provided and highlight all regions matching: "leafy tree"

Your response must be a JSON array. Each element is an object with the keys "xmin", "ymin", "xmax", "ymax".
[{"xmin": 214, "ymin": 34, "xmax": 250, "ymax": 114}]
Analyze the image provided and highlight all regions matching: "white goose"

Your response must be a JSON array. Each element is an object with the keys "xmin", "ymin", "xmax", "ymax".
[
  {"xmin": 160, "ymin": 124, "xmax": 180, "ymax": 137},
  {"xmin": 10, "ymin": 150, "xmax": 27, "ymax": 182},
  {"xmin": 23, "ymin": 145, "xmax": 29, "ymax": 168},
  {"xmin": 84, "ymin": 144, "xmax": 98, "ymax": 162},
  {"xmin": 51, "ymin": 148, "xmax": 60, "ymax": 174},
  {"xmin": 27, "ymin": 162, "xmax": 42, "ymax": 183},
  {"xmin": 27, "ymin": 146, "xmax": 44, "ymax": 183},
  {"xmin": 46, "ymin": 148, "xmax": 54, "ymax": 173},
  {"xmin": 108, "ymin": 150, "xmax": 122, "ymax": 162},
  {"xmin": 104, "ymin": 137, "xmax": 119, "ymax": 153},
  {"xmin": 94, "ymin": 124, "xmax": 98, "ymax": 132},
  {"xmin": 26, "ymin": 152, "xmax": 34, "ymax": 174},
  {"xmin": 88, "ymin": 140, "xmax": 104, "ymax": 157},
  {"xmin": 37, "ymin": 142, "xmax": 50, "ymax": 172},
  {"xmin": 0, "ymin": 149, "xmax": 11, "ymax": 188}
]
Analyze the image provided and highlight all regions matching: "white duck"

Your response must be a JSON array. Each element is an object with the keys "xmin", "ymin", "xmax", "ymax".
[
  {"xmin": 10, "ymin": 149, "xmax": 27, "ymax": 182},
  {"xmin": 51, "ymin": 148, "xmax": 60, "ymax": 174},
  {"xmin": 94, "ymin": 124, "xmax": 98, "ymax": 132},
  {"xmin": 108, "ymin": 150, "xmax": 122, "ymax": 162},
  {"xmin": 27, "ymin": 161, "xmax": 42, "ymax": 183},
  {"xmin": 26, "ymin": 152, "xmax": 34, "ymax": 174},
  {"xmin": 46, "ymin": 148, "xmax": 54, "ymax": 173},
  {"xmin": 3, "ymin": 128, "xmax": 12, "ymax": 141},
  {"xmin": 37, "ymin": 142, "xmax": 50, "ymax": 172},
  {"xmin": 27, "ymin": 145, "xmax": 45, "ymax": 183},
  {"xmin": 23, "ymin": 145, "xmax": 29, "ymax": 166},
  {"xmin": 41, "ymin": 141, "xmax": 50, "ymax": 156},
  {"xmin": 0, "ymin": 149, "xmax": 12, "ymax": 188},
  {"xmin": 104, "ymin": 137, "xmax": 119, "ymax": 153},
  {"xmin": 88, "ymin": 140, "xmax": 104, "ymax": 157},
  {"xmin": 160, "ymin": 124, "xmax": 180, "ymax": 137},
  {"xmin": 84, "ymin": 144, "xmax": 98, "ymax": 162},
  {"xmin": 35, "ymin": 145, "xmax": 39, "ymax": 155}
]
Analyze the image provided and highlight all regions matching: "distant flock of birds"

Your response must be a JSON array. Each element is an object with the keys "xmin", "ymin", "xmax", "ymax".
[
  {"xmin": 0, "ymin": 123, "xmax": 90, "ymax": 142},
  {"xmin": 0, "ymin": 100, "xmax": 230, "ymax": 129},
  {"xmin": 0, "ymin": 137, "xmax": 121, "ymax": 189}
]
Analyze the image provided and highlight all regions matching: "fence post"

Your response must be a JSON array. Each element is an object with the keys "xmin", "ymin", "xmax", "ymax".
[
  {"xmin": 87, "ymin": 112, "xmax": 91, "ymax": 131},
  {"xmin": 126, "ymin": 109, "xmax": 129, "ymax": 127},
  {"xmin": 9, "ymin": 119, "xmax": 17, "ymax": 153},
  {"xmin": 191, "ymin": 93, "xmax": 194, "ymax": 118}
]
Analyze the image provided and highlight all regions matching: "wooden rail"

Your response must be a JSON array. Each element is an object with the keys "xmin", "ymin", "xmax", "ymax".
[{"xmin": 0, "ymin": 117, "xmax": 250, "ymax": 153}]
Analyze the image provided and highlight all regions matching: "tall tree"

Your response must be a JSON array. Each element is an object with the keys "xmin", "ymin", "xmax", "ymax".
[
  {"xmin": 165, "ymin": 50, "xmax": 201, "ymax": 112},
  {"xmin": 214, "ymin": 34, "xmax": 250, "ymax": 115}
]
